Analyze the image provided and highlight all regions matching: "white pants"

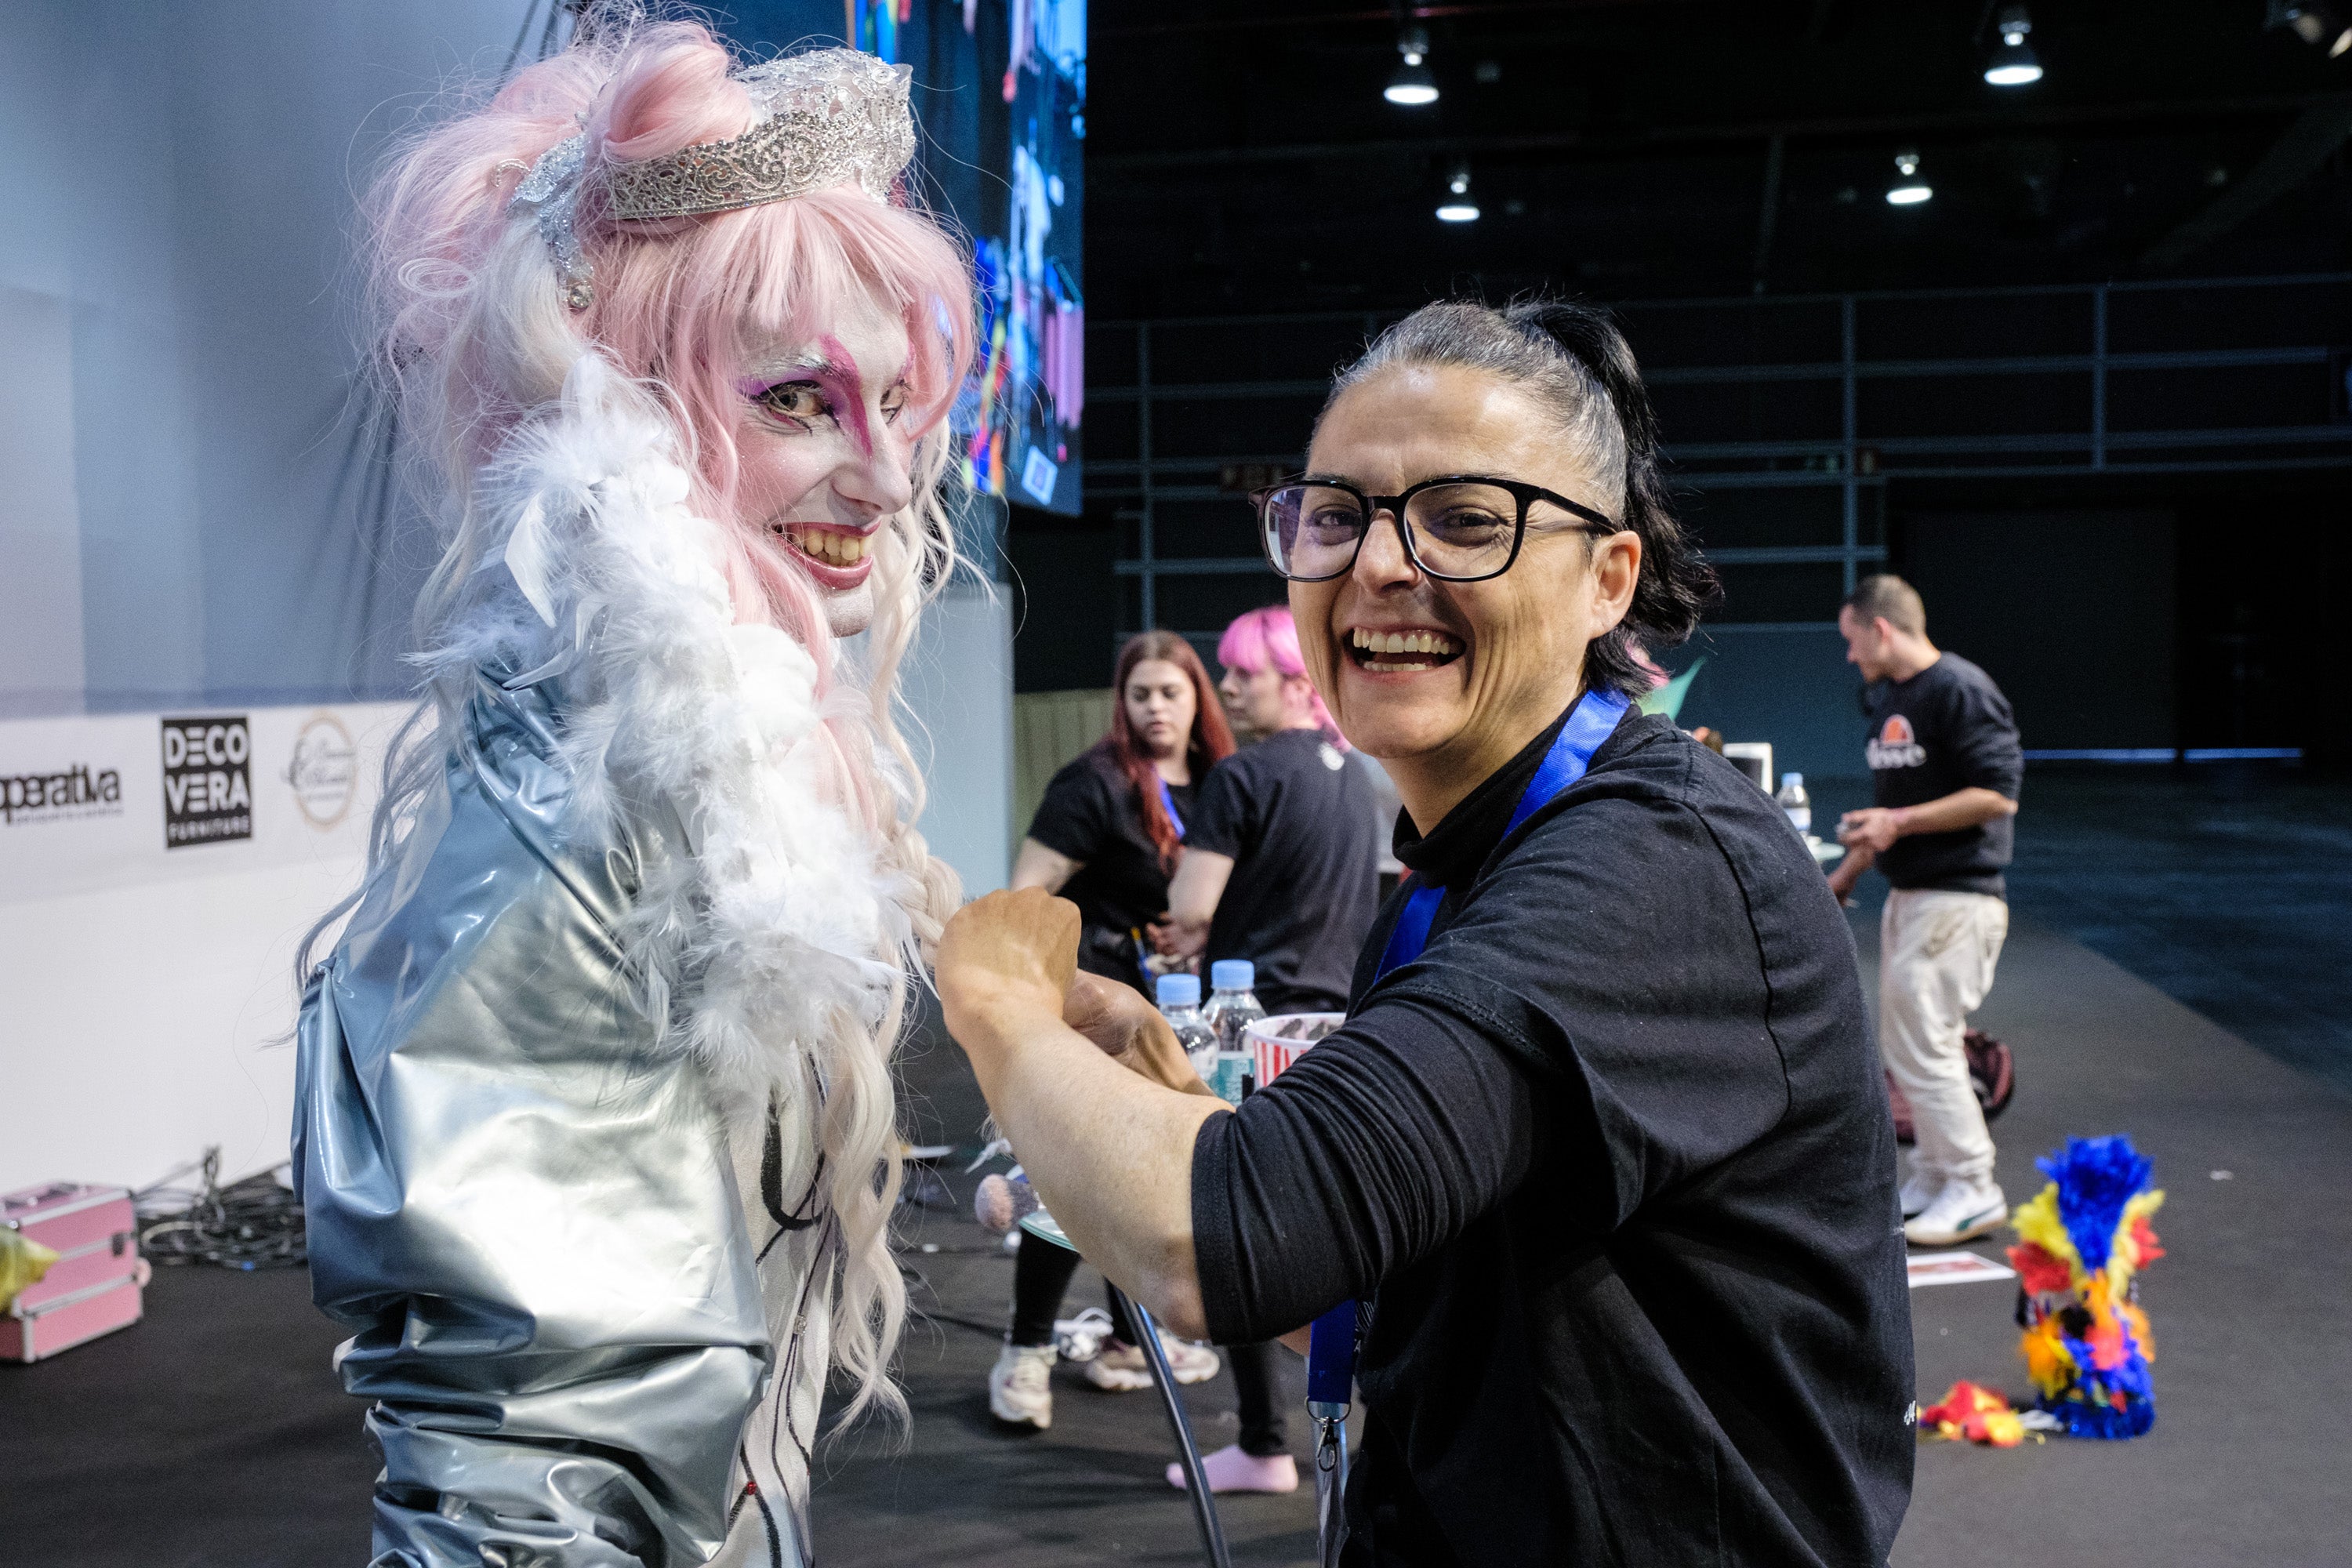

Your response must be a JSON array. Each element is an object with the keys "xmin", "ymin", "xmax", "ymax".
[{"xmin": 1879, "ymin": 888, "xmax": 2009, "ymax": 1187}]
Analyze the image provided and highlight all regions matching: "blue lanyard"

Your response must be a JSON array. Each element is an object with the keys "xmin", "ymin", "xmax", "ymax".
[
  {"xmin": 1135, "ymin": 777, "xmax": 1189, "ymax": 989},
  {"xmin": 1158, "ymin": 776, "xmax": 1185, "ymax": 841},
  {"xmin": 1305, "ymin": 688, "xmax": 1629, "ymax": 1414}
]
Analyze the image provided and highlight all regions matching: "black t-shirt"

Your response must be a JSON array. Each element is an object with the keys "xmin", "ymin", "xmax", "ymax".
[
  {"xmin": 1026, "ymin": 745, "xmax": 1195, "ymax": 985},
  {"xmin": 1864, "ymin": 652, "xmax": 2023, "ymax": 897},
  {"xmin": 1191, "ymin": 704, "xmax": 1915, "ymax": 1567},
  {"xmin": 1185, "ymin": 728, "xmax": 1381, "ymax": 1014}
]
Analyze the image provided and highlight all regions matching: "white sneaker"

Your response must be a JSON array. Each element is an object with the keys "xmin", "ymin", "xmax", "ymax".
[
  {"xmin": 1898, "ymin": 1169, "xmax": 1943, "ymax": 1220},
  {"xmin": 1083, "ymin": 1333, "xmax": 1221, "ymax": 1392},
  {"xmin": 988, "ymin": 1342, "xmax": 1056, "ymax": 1428},
  {"xmin": 1904, "ymin": 1178, "xmax": 2008, "ymax": 1247},
  {"xmin": 1053, "ymin": 1305, "xmax": 1117, "ymax": 1363}
]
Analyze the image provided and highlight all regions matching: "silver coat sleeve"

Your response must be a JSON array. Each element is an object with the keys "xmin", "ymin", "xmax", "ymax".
[{"xmin": 295, "ymin": 677, "xmax": 771, "ymax": 1566}]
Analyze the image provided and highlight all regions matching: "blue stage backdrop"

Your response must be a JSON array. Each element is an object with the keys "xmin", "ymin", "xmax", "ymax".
[{"xmin": 719, "ymin": 1, "xmax": 1086, "ymax": 520}]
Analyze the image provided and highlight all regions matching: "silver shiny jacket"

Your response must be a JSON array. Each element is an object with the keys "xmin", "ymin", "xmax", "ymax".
[{"xmin": 296, "ymin": 675, "xmax": 817, "ymax": 1566}]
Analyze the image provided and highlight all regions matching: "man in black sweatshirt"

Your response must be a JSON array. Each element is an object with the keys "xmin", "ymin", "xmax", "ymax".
[{"xmin": 1828, "ymin": 574, "xmax": 2023, "ymax": 1248}]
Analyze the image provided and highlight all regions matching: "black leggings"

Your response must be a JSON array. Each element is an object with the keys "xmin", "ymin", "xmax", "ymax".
[
  {"xmin": 1008, "ymin": 1227, "xmax": 1136, "ymax": 1346},
  {"xmin": 1007, "ymin": 1229, "xmax": 1288, "ymax": 1456}
]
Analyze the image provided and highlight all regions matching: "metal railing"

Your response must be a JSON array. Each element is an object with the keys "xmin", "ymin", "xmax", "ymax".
[{"xmin": 1085, "ymin": 273, "xmax": 2352, "ymax": 633}]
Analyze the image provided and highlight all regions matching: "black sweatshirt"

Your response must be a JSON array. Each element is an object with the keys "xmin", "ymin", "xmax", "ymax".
[
  {"xmin": 1863, "ymin": 652, "xmax": 2023, "ymax": 897},
  {"xmin": 1026, "ymin": 745, "xmax": 1194, "ymax": 988},
  {"xmin": 1186, "ymin": 728, "xmax": 1381, "ymax": 1014},
  {"xmin": 1190, "ymin": 704, "xmax": 1915, "ymax": 1567}
]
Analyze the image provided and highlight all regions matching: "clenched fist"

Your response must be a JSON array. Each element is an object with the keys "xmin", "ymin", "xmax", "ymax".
[
  {"xmin": 936, "ymin": 887, "xmax": 1082, "ymax": 1039},
  {"xmin": 936, "ymin": 891, "xmax": 1211, "ymax": 1097}
]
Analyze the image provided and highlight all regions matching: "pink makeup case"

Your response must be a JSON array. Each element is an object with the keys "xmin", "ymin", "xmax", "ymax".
[{"xmin": 2, "ymin": 1181, "xmax": 145, "ymax": 1362}]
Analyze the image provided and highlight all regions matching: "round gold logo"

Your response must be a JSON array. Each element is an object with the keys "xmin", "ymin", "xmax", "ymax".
[{"xmin": 287, "ymin": 713, "xmax": 358, "ymax": 829}]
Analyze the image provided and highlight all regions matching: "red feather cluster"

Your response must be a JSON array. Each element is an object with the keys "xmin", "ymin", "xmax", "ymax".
[
  {"xmin": 2005, "ymin": 1240, "xmax": 2074, "ymax": 1296},
  {"xmin": 1920, "ymin": 1381, "xmax": 2026, "ymax": 1448}
]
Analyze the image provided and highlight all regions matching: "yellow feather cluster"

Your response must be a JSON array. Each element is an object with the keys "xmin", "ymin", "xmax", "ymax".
[
  {"xmin": 2107, "ymin": 1190, "xmax": 2166, "ymax": 1294},
  {"xmin": 2008, "ymin": 1186, "xmax": 2084, "ymax": 1287}
]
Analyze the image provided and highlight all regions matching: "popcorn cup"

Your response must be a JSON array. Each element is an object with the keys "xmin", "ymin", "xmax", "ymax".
[{"xmin": 1243, "ymin": 1013, "xmax": 1345, "ymax": 1089}]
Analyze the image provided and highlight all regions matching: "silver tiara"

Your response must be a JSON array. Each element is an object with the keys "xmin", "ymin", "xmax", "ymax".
[{"xmin": 508, "ymin": 49, "xmax": 916, "ymax": 311}]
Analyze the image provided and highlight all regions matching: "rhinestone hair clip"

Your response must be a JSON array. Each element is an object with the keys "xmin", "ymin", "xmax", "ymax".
[{"xmin": 508, "ymin": 49, "xmax": 916, "ymax": 311}]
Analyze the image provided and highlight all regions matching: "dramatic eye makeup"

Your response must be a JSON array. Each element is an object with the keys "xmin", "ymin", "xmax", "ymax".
[
  {"xmin": 744, "ymin": 378, "xmax": 835, "ymax": 428},
  {"xmin": 737, "ymin": 334, "xmax": 888, "ymax": 456}
]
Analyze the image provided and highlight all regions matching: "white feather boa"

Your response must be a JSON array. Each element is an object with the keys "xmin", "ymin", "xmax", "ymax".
[{"xmin": 439, "ymin": 353, "xmax": 913, "ymax": 1123}]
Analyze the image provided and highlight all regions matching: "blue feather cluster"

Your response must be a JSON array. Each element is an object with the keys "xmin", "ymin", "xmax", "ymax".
[
  {"xmin": 2048, "ymin": 1396, "xmax": 2157, "ymax": 1439},
  {"xmin": 2035, "ymin": 1134, "xmax": 2154, "ymax": 1273}
]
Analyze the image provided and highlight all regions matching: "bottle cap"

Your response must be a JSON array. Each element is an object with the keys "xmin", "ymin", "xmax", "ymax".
[
  {"xmin": 1210, "ymin": 960, "xmax": 1256, "ymax": 992},
  {"xmin": 1781, "ymin": 771, "xmax": 1803, "ymax": 789},
  {"xmin": 1156, "ymin": 972, "xmax": 1200, "ymax": 1008}
]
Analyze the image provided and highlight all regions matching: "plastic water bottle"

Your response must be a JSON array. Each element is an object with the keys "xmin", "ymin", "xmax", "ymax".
[
  {"xmin": 1203, "ymin": 960, "xmax": 1268, "ymax": 1051},
  {"xmin": 1777, "ymin": 771, "xmax": 1812, "ymax": 835},
  {"xmin": 1203, "ymin": 960, "xmax": 1266, "ymax": 1101},
  {"xmin": 1158, "ymin": 973, "xmax": 1218, "ymax": 1083}
]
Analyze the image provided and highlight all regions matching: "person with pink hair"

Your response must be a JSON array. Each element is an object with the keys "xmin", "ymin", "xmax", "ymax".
[
  {"xmin": 1155, "ymin": 605, "xmax": 1381, "ymax": 1018},
  {"xmin": 292, "ymin": 22, "xmax": 973, "ymax": 1566},
  {"xmin": 1213, "ymin": 603, "xmax": 1347, "ymax": 749}
]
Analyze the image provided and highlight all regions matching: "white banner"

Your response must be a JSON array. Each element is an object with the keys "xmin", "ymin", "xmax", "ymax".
[
  {"xmin": 0, "ymin": 702, "xmax": 408, "ymax": 906},
  {"xmin": 0, "ymin": 701, "xmax": 412, "ymax": 1193}
]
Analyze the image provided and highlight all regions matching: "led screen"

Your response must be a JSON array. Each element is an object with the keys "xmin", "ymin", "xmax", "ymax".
[{"xmin": 721, "ymin": 1, "xmax": 1086, "ymax": 518}]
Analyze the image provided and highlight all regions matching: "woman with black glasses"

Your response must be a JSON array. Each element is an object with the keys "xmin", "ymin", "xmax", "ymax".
[{"xmin": 936, "ymin": 300, "xmax": 1914, "ymax": 1565}]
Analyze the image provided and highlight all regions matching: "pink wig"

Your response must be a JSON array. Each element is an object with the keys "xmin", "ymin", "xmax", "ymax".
[{"xmin": 1218, "ymin": 605, "xmax": 1347, "ymax": 750}]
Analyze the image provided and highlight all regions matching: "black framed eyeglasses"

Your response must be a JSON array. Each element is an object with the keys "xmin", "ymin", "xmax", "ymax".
[{"xmin": 1250, "ymin": 474, "xmax": 1620, "ymax": 583}]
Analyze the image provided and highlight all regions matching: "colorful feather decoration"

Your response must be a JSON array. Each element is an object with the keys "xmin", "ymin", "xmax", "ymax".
[
  {"xmin": 2005, "ymin": 1135, "xmax": 2165, "ymax": 1439},
  {"xmin": 1922, "ymin": 1381, "xmax": 2028, "ymax": 1447}
]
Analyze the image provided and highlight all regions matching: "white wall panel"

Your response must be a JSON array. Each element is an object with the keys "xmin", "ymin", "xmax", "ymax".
[
  {"xmin": 0, "ymin": 287, "xmax": 85, "ymax": 715},
  {"xmin": 900, "ymin": 583, "xmax": 1015, "ymax": 898}
]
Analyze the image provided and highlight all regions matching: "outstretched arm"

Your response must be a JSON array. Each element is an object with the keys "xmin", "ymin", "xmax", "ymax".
[{"xmin": 938, "ymin": 889, "xmax": 1548, "ymax": 1352}]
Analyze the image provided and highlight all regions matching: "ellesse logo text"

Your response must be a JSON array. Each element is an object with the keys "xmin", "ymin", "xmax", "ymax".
[{"xmin": 1867, "ymin": 713, "xmax": 1926, "ymax": 770}]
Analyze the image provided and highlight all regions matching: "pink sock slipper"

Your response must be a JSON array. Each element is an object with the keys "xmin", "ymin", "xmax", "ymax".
[{"xmin": 1167, "ymin": 1443, "xmax": 1298, "ymax": 1494}]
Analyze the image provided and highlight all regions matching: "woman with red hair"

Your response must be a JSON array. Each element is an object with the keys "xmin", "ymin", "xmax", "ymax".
[
  {"xmin": 1010, "ymin": 630, "xmax": 1235, "ymax": 989},
  {"xmin": 988, "ymin": 631, "xmax": 1233, "ymax": 1429}
]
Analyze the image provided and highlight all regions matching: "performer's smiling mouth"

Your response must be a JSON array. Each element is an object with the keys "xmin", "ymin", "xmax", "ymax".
[{"xmin": 772, "ymin": 522, "xmax": 877, "ymax": 584}]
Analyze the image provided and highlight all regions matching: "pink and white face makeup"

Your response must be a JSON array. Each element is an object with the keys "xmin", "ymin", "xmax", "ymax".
[{"xmin": 735, "ymin": 290, "xmax": 917, "ymax": 637}]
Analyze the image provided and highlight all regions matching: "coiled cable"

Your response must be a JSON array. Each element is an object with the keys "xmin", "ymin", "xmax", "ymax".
[{"xmin": 134, "ymin": 1146, "xmax": 306, "ymax": 1270}]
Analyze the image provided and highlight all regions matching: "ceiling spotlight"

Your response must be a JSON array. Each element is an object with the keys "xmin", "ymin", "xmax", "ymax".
[
  {"xmin": 1984, "ymin": 5, "xmax": 2043, "ymax": 85},
  {"xmin": 1437, "ymin": 162, "xmax": 1479, "ymax": 223},
  {"xmin": 2270, "ymin": 1, "xmax": 2352, "ymax": 55},
  {"xmin": 1886, "ymin": 149, "xmax": 1933, "ymax": 206},
  {"xmin": 1385, "ymin": 27, "xmax": 1440, "ymax": 107}
]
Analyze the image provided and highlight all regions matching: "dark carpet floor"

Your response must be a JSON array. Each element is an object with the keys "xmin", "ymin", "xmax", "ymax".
[
  {"xmin": 2003, "ymin": 764, "xmax": 2352, "ymax": 1098},
  {"xmin": 4, "ymin": 767, "xmax": 2347, "ymax": 1565},
  {"xmin": 1812, "ymin": 761, "xmax": 2352, "ymax": 1098}
]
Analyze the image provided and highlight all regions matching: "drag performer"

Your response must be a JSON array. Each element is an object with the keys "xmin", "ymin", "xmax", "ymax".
[{"xmin": 292, "ymin": 24, "xmax": 973, "ymax": 1566}]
